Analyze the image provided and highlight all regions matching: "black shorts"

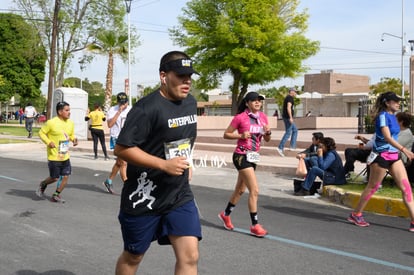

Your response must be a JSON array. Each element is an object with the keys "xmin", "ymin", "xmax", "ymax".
[
  {"xmin": 372, "ymin": 152, "xmax": 400, "ymax": 170},
  {"xmin": 48, "ymin": 159, "xmax": 72, "ymax": 179},
  {"xmin": 232, "ymin": 153, "xmax": 256, "ymax": 170}
]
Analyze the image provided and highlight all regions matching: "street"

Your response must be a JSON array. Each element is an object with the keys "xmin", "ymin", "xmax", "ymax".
[{"xmin": 1, "ymin": 154, "xmax": 414, "ymax": 274}]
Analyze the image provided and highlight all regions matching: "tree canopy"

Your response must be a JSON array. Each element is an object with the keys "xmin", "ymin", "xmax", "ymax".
[
  {"xmin": 0, "ymin": 13, "xmax": 46, "ymax": 102},
  {"xmin": 170, "ymin": 0, "xmax": 319, "ymax": 114},
  {"xmin": 14, "ymin": 0, "xmax": 137, "ymax": 88},
  {"xmin": 86, "ymin": 30, "xmax": 129, "ymax": 111}
]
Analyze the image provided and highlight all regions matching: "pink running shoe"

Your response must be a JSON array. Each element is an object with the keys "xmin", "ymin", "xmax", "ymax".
[
  {"xmin": 347, "ymin": 213, "xmax": 370, "ymax": 227},
  {"xmin": 218, "ymin": 211, "xmax": 234, "ymax": 230},
  {"xmin": 250, "ymin": 224, "xmax": 268, "ymax": 237}
]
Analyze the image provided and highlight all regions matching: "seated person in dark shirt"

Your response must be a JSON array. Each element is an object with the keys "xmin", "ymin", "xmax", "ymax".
[
  {"xmin": 296, "ymin": 132, "xmax": 324, "ymax": 169},
  {"xmin": 344, "ymin": 134, "xmax": 374, "ymax": 180}
]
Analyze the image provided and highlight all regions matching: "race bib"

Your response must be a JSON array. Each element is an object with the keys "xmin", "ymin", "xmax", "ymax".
[
  {"xmin": 246, "ymin": 151, "xmax": 260, "ymax": 163},
  {"xmin": 366, "ymin": 151, "xmax": 378, "ymax": 165},
  {"xmin": 164, "ymin": 138, "xmax": 193, "ymax": 166},
  {"xmin": 58, "ymin": 140, "xmax": 69, "ymax": 154}
]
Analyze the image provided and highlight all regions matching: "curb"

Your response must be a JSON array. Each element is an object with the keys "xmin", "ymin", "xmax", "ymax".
[{"xmin": 323, "ymin": 186, "xmax": 409, "ymax": 218}]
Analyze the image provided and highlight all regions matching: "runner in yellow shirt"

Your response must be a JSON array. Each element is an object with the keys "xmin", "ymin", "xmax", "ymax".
[{"xmin": 35, "ymin": 101, "xmax": 78, "ymax": 203}]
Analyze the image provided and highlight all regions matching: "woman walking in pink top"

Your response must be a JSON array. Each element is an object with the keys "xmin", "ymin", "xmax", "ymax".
[{"xmin": 218, "ymin": 92, "xmax": 272, "ymax": 237}]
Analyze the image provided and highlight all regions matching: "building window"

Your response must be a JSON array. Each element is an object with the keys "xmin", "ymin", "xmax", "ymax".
[{"xmin": 336, "ymin": 80, "xmax": 342, "ymax": 84}]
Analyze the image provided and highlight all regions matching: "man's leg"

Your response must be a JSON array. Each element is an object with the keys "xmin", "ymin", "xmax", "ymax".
[
  {"xmin": 289, "ymin": 123, "xmax": 298, "ymax": 149},
  {"xmin": 115, "ymin": 251, "xmax": 144, "ymax": 275},
  {"xmin": 170, "ymin": 236, "xmax": 199, "ymax": 275},
  {"xmin": 278, "ymin": 118, "xmax": 292, "ymax": 150},
  {"xmin": 344, "ymin": 148, "xmax": 358, "ymax": 174}
]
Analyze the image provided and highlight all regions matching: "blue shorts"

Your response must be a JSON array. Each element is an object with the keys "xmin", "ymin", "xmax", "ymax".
[
  {"xmin": 48, "ymin": 160, "xmax": 71, "ymax": 179},
  {"xmin": 118, "ymin": 200, "xmax": 202, "ymax": 255},
  {"xmin": 110, "ymin": 136, "xmax": 117, "ymax": 150}
]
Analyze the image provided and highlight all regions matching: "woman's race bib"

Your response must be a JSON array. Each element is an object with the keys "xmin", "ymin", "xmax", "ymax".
[{"xmin": 246, "ymin": 151, "xmax": 260, "ymax": 163}]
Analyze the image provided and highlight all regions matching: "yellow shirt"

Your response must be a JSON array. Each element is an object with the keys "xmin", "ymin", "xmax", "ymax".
[
  {"xmin": 39, "ymin": 116, "xmax": 76, "ymax": 161},
  {"xmin": 86, "ymin": 110, "xmax": 106, "ymax": 130}
]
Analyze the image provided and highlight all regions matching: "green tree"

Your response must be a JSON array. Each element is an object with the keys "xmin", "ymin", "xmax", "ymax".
[
  {"xmin": 370, "ymin": 77, "xmax": 403, "ymax": 96},
  {"xmin": 63, "ymin": 77, "xmax": 106, "ymax": 111},
  {"xmin": 171, "ymin": 0, "xmax": 319, "ymax": 114},
  {"xmin": 0, "ymin": 13, "xmax": 46, "ymax": 102},
  {"xmin": 14, "ymin": 0, "xmax": 136, "ymax": 87},
  {"xmin": 86, "ymin": 30, "xmax": 129, "ymax": 111}
]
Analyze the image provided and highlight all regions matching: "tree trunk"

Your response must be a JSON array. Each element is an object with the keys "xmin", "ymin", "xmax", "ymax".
[
  {"xmin": 104, "ymin": 51, "xmax": 114, "ymax": 113},
  {"xmin": 230, "ymin": 71, "xmax": 242, "ymax": 115}
]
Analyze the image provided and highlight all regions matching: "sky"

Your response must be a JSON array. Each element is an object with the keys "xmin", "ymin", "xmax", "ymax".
[{"xmin": 2, "ymin": 0, "xmax": 414, "ymax": 96}]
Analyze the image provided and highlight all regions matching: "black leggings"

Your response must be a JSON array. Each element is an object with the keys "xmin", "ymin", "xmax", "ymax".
[{"xmin": 90, "ymin": 128, "xmax": 108, "ymax": 157}]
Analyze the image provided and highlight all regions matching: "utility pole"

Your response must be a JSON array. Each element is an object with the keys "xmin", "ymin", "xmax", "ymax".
[{"xmin": 46, "ymin": 0, "xmax": 60, "ymax": 119}]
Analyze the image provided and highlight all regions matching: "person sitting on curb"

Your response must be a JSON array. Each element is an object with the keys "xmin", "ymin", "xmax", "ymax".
[
  {"xmin": 395, "ymin": 111, "xmax": 414, "ymax": 167},
  {"xmin": 343, "ymin": 134, "xmax": 375, "ymax": 181},
  {"xmin": 295, "ymin": 137, "xmax": 346, "ymax": 196},
  {"xmin": 296, "ymin": 132, "xmax": 324, "ymax": 170}
]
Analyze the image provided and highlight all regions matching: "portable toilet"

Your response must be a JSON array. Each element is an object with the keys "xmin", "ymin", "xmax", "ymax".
[{"xmin": 52, "ymin": 87, "xmax": 88, "ymax": 140}]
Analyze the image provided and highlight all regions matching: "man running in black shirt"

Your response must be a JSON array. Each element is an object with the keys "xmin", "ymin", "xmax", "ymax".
[{"xmin": 114, "ymin": 51, "xmax": 201, "ymax": 275}]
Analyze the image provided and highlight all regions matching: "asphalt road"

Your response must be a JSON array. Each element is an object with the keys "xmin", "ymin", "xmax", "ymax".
[{"xmin": 1, "ymin": 156, "xmax": 414, "ymax": 275}]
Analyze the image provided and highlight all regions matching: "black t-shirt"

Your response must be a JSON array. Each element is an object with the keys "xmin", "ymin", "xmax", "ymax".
[
  {"xmin": 116, "ymin": 90, "xmax": 197, "ymax": 215},
  {"xmin": 282, "ymin": 95, "xmax": 294, "ymax": 118}
]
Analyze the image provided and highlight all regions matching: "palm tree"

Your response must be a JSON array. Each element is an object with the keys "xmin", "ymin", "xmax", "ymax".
[{"xmin": 87, "ymin": 30, "xmax": 128, "ymax": 112}]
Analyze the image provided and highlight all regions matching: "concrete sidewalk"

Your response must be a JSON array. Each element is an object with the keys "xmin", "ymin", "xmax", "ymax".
[{"xmin": 0, "ymin": 128, "xmax": 410, "ymax": 218}]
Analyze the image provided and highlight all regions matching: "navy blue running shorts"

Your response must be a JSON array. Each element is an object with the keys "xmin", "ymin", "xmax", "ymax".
[
  {"xmin": 118, "ymin": 199, "xmax": 202, "ymax": 255},
  {"xmin": 48, "ymin": 159, "xmax": 71, "ymax": 179}
]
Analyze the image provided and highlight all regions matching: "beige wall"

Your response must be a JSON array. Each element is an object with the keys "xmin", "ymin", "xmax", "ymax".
[
  {"xmin": 197, "ymin": 115, "xmax": 357, "ymax": 130},
  {"xmin": 304, "ymin": 72, "xmax": 370, "ymax": 94},
  {"xmin": 94, "ymin": 109, "xmax": 358, "ymax": 139}
]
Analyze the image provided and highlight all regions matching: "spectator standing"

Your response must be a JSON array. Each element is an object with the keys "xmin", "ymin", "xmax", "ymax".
[
  {"xmin": 114, "ymin": 51, "xmax": 201, "ymax": 274},
  {"xmin": 85, "ymin": 102, "xmax": 109, "ymax": 160},
  {"xmin": 347, "ymin": 92, "xmax": 414, "ymax": 232},
  {"xmin": 35, "ymin": 101, "xmax": 78, "ymax": 203},
  {"xmin": 18, "ymin": 107, "xmax": 24, "ymax": 124},
  {"xmin": 295, "ymin": 137, "xmax": 346, "ymax": 196},
  {"xmin": 218, "ymin": 92, "xmax": 272, "ymax": 237},
  {"xmin": 102, "ymin": 93, "xmax": 131, "ymax": 194},
  {"xmin": 24, "ymin": 102, "xmax": 37, "ymax": 138},
  {"xmin": 276, "ymin": 87, "xmax": 298, "ymax": 157}
]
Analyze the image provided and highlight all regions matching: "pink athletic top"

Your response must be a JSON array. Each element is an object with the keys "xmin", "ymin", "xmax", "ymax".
[{"xmin": 230, "ymin": 110, "xmax": 269, "ymax": 154}]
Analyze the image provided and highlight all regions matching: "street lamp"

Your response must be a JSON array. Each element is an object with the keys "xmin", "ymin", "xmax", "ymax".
[
  {"xmin": 381, "ymin": 32, "xmax": 406, "ymax": 106},
  {"xmin": 380, "ymin": 0, "xmax": 406, "ymax": 110},
  {"xmin": 124, "ymin": 0, "xmax": 132, "ymax": 106},
  {"xmin": 409, "ymin": 40, "xmax": 414, "ymax": 52}
]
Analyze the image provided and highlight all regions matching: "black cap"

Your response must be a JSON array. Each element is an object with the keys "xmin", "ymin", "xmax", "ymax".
[
  {"xmin": 383, "ymin": 91, "xmax": 402, "ymax": 102},
  {"xmin": 289, "ymin": 87, "xmax": 299, "ymax": 94},
  {"xmin": 244, "ymin": 92, "xmax": 265, "ymax": 102},
  {"xmin": 159, "ymin": 58, "xmax": 199, "ymax": 75},
  {"xmin": 117, "ymin": 92, "xmax": 128, "ymax": 104}
]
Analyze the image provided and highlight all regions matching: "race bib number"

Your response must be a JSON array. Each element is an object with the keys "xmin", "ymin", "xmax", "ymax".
[
  {"xmin": 164, "ymin": 138, "xmax": 193, "ymax": 166},
  {"xmin": 58, "ymin": 140, "xmax": 69, "ymax": 154},
  {"xmin": 246, "ymin": 151, "xmax": 260, "ymax": 163},
  {"xmin": 366, "ymin": 151, "xmax": 378, "ymax": 165}
]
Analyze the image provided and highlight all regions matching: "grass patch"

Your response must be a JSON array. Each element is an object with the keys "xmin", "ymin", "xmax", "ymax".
[
  {"xmin": 339, "ymin": 177, "xmax": 407, "ymax": 199},
  {"xmin": 0, "ymin": 138, "xmax": 36, "ymax": 144},
  {"xmin": 0, "ymin": 126, "xmax": 40, "ymax": 136}
]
